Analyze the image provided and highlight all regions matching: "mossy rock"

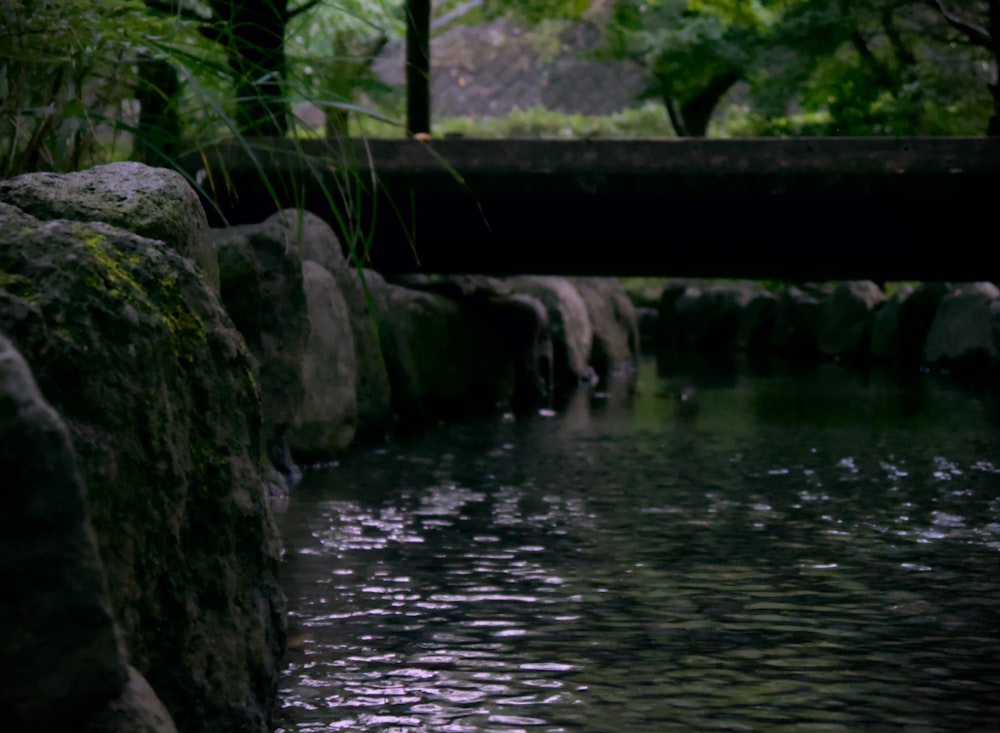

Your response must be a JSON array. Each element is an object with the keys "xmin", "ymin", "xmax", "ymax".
[
  {"xmin": 0, "ymin": 202, "xmax": 284, "ymax": 733},
  {"xmin": 0, "ymin": 161, "xmax": 219, "ymax": 294}
]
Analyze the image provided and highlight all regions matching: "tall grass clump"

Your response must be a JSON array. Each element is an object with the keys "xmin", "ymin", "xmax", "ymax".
[
  {"xmin": 0, "ymin": 0, "xmax": 411, "ymax": 266},
  {"xmin": 0, "ymin": 0, "xmax": 159, "ymax": 176}
]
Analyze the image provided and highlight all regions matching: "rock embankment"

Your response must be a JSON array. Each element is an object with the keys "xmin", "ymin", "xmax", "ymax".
[
  {"xmin": 637, "ymin": 279, "xmax": 1000, "ymax": 374},
  {"xmin": 0, "ymin": 162, "xmax": 640, "ymax": 733},
  {"xmin": 0, "ymin": 195, "xmax": 285, "ymax": 733}
]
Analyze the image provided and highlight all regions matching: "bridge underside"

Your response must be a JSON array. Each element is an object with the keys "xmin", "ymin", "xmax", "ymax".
[{"xmin": 189, "ymin": 138, "xmax": 1000, "ymax": 281}]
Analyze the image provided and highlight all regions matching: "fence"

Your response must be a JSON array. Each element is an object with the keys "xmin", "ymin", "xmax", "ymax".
[{"xmin": 293, "ymin": 0, "xmax": 670, "ymax": 139}]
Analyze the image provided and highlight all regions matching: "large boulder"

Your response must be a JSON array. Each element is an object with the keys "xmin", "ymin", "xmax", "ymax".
[
  {"xmin": 389, "ymin": 275, "xmax": 555, "ymax": 409},
  {"xmin": 738, "ymin": 290, "xmax": 778, "ymax": 352},
  {"xmin": 0, "ymin": 333, "xmax": 176, "ymax": 733},
  {"xmin": 772, "ymin": 284, "xmax": 829, "ymax": 357},
  {"xmin": 0, "ymin": 161, "xmax": 219, "ymax": 293},
  {"xmin": 290, "ymin": 261, "xmax": 357, "ymax": 460},
  {"xmin": 674, "ymin": 282, "xmax": 758, "ymax": 351},
  {"xmin": 379, "ymin": 284, "xmax": 516, "ymax": 424},
  {"xmin": 486, "ymin": 291, "xmax": 553, "ymax": 408},
  {"xmin": 635, "ymin": 306, "xmax": 659, "ymax": 351},
  {"xmin": 0, "ymin": 203, "xmax": 285, "ymax": 733},
  {"xmin": 354, "ymin": 269, "xmax": 398, "ymax": 436},
  {"xmin": 507, "ymin": 275, "xmax": 594, "ymax": 389},
  {"xmin": 570, "ymin": 277, "xmax": 640, "ymax": 382},
  {"xmin": 870, "ymin": 284, "xmax": 915, "ymax": 362},
  {"xmin": 819, "ymin": 280, "xmax": 885, "ymax": 359},
  {"xmin": 206, "ymin": 212, "xmax": 309, "ymax": 481},
  {"xmin": 897, "ymin": 282, "xmax": 950, "ymax": 364},
  {"xmin": 655, "ymin": 280, "xmax": 692, "ymax": 348},
  {"xmin": 275, "ymin": 209, "xmax": 393, "ymax": 440},
  {"xmin": 924, "ymin": 282, "xmax": 1000, "ymax": 370}
]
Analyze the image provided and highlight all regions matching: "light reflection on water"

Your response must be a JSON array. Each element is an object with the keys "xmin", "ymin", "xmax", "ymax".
[{"xmin": 275, "ymin": 358, "xmax": 1000, "ymax": 732}]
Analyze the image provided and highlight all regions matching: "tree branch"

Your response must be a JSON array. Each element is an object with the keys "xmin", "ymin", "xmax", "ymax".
[
  {"xmin": 931, "ymin": 0, "xmax": 992, "ymax": 48},
  {"xmin": 658, "ymin": 81, "xmax": 687, "ymax": 137}
]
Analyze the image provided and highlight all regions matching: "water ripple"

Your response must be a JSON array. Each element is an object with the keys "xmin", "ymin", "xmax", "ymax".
[{"xmin": 276, "ymin": 362, "xmax": 1000, "ymax": 732}]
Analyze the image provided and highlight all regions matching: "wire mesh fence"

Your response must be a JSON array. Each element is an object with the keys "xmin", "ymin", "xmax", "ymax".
[
  {"xmin": 289, "ymin": 0, "xmax": 996, "ymax": 140},
  {"xmin": 291, "ymin": 1, "xmax": 673, "ymax": 139}
]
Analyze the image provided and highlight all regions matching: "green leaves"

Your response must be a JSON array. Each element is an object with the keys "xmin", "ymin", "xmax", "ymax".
[{"xmin": 487, "ymin": 0, "xmax": 993, "ymax": 135}]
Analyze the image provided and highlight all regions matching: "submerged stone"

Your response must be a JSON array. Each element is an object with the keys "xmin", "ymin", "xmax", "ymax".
[
  {"xmin": 819, "ymin": 280, "xmax": 885, "ymax": 359},
  {"xmin": 277, "ymin": 209, "xmax": 392, "ymax": 440},
  {"xmin": 925, "ymin": 282, "xmax": 1000, "ymax": 370},
  {"xmin": 292, "ymin": 260, "xmax": 358, "ymax": 459},
  {"xmin": 379, "ymin": 284, "xmax": 516, "ymax": 424}
]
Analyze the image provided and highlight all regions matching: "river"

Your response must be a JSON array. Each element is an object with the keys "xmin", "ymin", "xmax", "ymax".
[{"xmin": 274, "ymin": 355, "xmax": 1000, "ymax": 732}]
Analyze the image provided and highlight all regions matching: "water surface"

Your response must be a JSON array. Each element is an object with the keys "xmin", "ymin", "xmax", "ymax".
[{"xmin": 275, "ymin": 358, "xmax": 1000, "ymax": 732}]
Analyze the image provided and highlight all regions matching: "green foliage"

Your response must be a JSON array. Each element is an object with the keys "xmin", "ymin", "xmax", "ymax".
[
  {"xmin": 433, "ymin": 103, "xmax": 674, "ymax": 138},
  {"xmin": 490, "ymin": 0, "xmax": 996, "ymax": 136},
  {"xmin": 0, "ymin": 0, "xmax": 165, "ymax": 175},
  {"xmin": 286, "ymin": 0, "xmax": 404, "ymax": 136}
]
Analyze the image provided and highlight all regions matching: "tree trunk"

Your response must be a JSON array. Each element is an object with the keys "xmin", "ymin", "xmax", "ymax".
[
  {"xmin": 211, "ymin": 0, "xmax": 290, "ymax": 137},
  {"xmin": 680, "ymin": 70, "xmax": 742, "ymax": 137},
  {"xmin": 660, "ymin": 70, "xmax": 741, "ymax": 138},
  {"xmin": 133, "ymin": 54, "xmax": 182, "ymax": 167},
  {"xmin": 989, "ymin": 0, "xmax": 1000, "ymax": 136},
  {"xmin": 405, "ymin": 0, "xmax": 431, "ymax": 136}
]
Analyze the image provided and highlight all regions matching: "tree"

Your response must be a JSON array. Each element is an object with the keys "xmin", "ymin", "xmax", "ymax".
[
  {"xmin": 286, "ymin": 0, "xmax": 402, "ymax": 139},
  {"xmin": 0, "ymin": 0, "xmax": 159, "ymax": 176},
  {"xmin": 750, "ymin": 0, "xmax": 996, "ymax": 136},
  {"xmin": 487, "ymin": 0, "xmax": 996, "ymax": 136},
  {"xmin": 930, "ymin": 0, "xmax": 1000, "ymax": 135},
  {"xmin": 602, "ymin": 0, "xmax": 766, "ymax": 136},
  {"xmin": 144, "ymin": 0, "xmax": 326, "ymax": 138}
]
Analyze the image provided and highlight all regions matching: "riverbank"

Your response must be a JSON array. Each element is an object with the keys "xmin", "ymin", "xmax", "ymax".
[
  {"xmin": 624, "ymin": 278, "xmax": 1000, "ymax": 379},
  {"xmin": 0, "ymin": 162, "xmax": 639, "ymax": 733},
  {"xmin": 3, "ymin": 161, "xmax": 998, "ymax": 732}
]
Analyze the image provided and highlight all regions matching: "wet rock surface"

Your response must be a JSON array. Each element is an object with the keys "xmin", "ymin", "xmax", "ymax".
[
  {"xmin": 0, "ymin": 333, "xmax": 167, "ymax": 732},
  {"xmin": 0, "ymin": 162, "xmax": 647, "ymax": 732}
]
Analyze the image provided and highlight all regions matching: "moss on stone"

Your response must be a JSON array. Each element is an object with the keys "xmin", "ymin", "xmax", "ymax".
[
  {"xmin": 0, "ymin": 272, "xmax": 38, "ymax": 302},
  {"xmin": 0, "ymin": 207, "xmax": 284, "ymax": 733}
]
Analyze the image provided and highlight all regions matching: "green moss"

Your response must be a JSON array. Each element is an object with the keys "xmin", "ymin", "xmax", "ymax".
[
  {"xmin": 73, "ymin": 223, "xmax": 147, "ymax": 305},
  {"xmin": 0, "ymin": 271, "xmax": 39, "ymax": 302},
  {"xmin": 67, "ymin": 223, "xmax": 211, "ymax": 365},
  {"xmin": 156, "ymin": 274, "xmax": 208, "ymax": 365}
]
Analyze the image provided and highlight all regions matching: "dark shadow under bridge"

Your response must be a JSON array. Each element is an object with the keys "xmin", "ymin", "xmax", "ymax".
[{"xmin": 187, "ymin": 137, "xmax": 1000, "ymax": 282}]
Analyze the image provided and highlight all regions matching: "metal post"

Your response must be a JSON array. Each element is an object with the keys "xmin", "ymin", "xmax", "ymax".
[{"xmin": 405, "ymin": 0, "xmax": 431, "ymax": 136}]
